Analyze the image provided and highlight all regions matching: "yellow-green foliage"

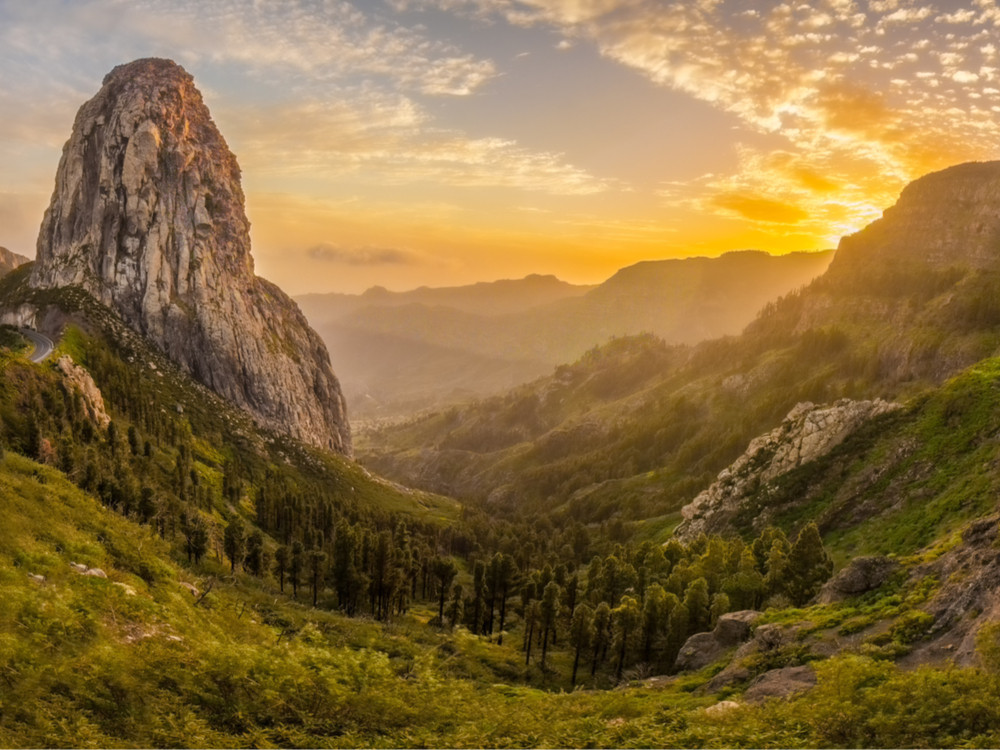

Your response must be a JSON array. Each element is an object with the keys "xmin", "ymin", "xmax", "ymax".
[{"xmin": 4, "ymin": 452, "xmax": 1000, "ymax": 748}]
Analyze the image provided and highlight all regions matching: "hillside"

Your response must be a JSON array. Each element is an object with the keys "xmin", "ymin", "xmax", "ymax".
[
  {"xmin": 300, "ymin": 251, "xmax": 832, "ymax": 419},
  {"xmin": 7, "ymin": 445, "xmax": 1000, "ymax": 747},
  {"xmin": 360, "ymin": 162, "xmax": 1000, "ymax": 524}
]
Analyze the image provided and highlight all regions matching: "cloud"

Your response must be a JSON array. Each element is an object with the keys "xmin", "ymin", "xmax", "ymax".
[
  {"xmin": 225, "ymin": 89, "xmax": 618, "ymax": 195},
  {"xmin": 409, "ymin": 0, "xmax": 1000, "ymax": 239},
  {"xmin": 306, "ymin": 243, "xmax": 417, "ymax": 265},
  {"xmin": 710, "ymin": 193, "xmax": 809, "ymax": 224}
]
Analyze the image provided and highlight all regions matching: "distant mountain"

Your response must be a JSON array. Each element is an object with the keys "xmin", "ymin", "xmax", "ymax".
[
  {"xmin": 297, "ymin": 273, "xmax": 594, "ymax": 319},
  {"xmin": 0, "ymin": 247, "xmax": 30, "ymax": 277},
  {"xmin": 299, "ymin": 250, "xmax": 833, "ymax": 419}
]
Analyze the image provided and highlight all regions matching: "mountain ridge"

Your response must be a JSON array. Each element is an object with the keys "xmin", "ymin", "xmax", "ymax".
[{"xmin": 301, "ymin": 249, "xmax": 833, "ymax": 419}]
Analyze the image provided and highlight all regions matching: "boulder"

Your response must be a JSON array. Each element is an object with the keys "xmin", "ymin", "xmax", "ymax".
[
  {"xmin": 675, "ymin": 610, "xmax": 762, "ymax": 672},
  {"xmin": 675, "ymin": 632, "xmax": 724, "ymax": 672},
  {"xmin": 704, "ymin": 700, "xmax": 741, "ymax": 716},
  {"xmin": 818, "ymin": 555, "xmax": 899, "ymax": 603},
  {"xmin": 715, "ymin": 610, "xmax": 762, "ymax": 645},
  {"xmin": 743, "ymin": 665, "xmax": 817, "ymax": 702}
]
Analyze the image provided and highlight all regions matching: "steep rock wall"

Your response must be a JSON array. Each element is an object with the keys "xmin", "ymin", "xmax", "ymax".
[{"xmin": 31, "ymin": 58, "xmax": 351, "ymax": 454}]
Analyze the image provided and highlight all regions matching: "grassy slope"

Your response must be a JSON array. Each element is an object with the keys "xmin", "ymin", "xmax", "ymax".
[
  {"xmin": 8, "ymin": 450, "xmax": 1000, "ymax": 748},
  {"xmin": 720, "ymin": 355, "xmax": 1000, "ymax": 564},
  {"xmin": 6, "ymin": 451, "xmax": 1000, "ymax": 749}
]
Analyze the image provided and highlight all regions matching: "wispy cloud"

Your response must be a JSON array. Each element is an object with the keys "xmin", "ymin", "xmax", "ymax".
[
  {"xmin": 225, "ymin": 88, "xmax": 617, "ymax": 195},
  {"xmin": 0, "ymin": 0, "xmax": 616, "ymax": 198},
  {"xmin": 407, "ymin": 0, "xmax": 1000, "ymax": 238},
  {"xmin": 306, "ymin": 243, "xmax": 417, "ymax": 265}
]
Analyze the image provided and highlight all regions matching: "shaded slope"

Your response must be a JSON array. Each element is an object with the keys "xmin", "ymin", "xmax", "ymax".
[{"xmin": 0, "ymin": 247, "xmax": 29, "ymax": 277}]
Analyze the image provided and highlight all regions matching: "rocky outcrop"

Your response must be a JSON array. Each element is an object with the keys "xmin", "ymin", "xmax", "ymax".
[
  {"xmin": 56, "ymin": 355, "xmax": 111, "ymax": 428},
  {"xmin": 676, "ymin": 398, "xmax": 900, "ymax": 539},
  {"xmin": 31, "ymin": 58, "xmax": 350, "ymax": 454},
  {"xmin": 817, "ymin": 555, "xmax": 899, "ymax": 604},
  {"xmin": 743, "ymin": 665, "xmax": 816, "ymax": 702},
  {"xmin": 674, "ymin": 610, "xmax": 761, "ymax": 672}
]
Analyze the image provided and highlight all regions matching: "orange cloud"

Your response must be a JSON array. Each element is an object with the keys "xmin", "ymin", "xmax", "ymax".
[{"xmin": 710, "ymin": 193, "xmax": 809, "ymax": 224}]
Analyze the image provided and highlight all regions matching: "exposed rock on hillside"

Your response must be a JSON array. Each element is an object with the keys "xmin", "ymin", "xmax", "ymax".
[
  {"xmin": 677, "ymin": 398, "xmax": 901, "ymax": 539},
  {"xmin": 674, "ymin": 610, "xmax": 761, "ymax": 672},
  {"xmin": 31, "ymin": 58, "xmax": 350, "ymax": 454},
  {"xmin": 56, "ymin": 355, "xmax": 110, "ymax": 428},
  {"xmin": 817, "ymin": 555, "xmax": 900, "ymax": 604},
  {"xmin": 904, "ymin": 516, "xmax": 1000, "ymax": 666}
]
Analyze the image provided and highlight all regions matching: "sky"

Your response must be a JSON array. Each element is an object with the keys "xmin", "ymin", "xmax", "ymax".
[{"xmin": 1, "ymin": 0, "xmax": 999, "ymax": 294}]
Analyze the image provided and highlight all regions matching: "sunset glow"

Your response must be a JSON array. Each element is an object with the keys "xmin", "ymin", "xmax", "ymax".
[{"xmin": 1, "ymin": 0, "xmax": 998, "ymax": 293}]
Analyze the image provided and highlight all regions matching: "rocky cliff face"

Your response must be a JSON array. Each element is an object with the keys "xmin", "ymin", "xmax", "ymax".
[
  {"xmin": 829, "ymin": 161, "xmax": 1000, "ymax": 278},
  {"xmin": 31, "ymin": 58, "xmax": 351, "ymax": 454},
  {"xmin": 676, "ymin": 398, "xmax": 900, "ymax": 539}
]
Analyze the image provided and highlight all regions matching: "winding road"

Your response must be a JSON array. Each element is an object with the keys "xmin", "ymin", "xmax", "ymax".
[{"xmin": 20, "ymin": 328, "xmax": 54, "ymax": 363}]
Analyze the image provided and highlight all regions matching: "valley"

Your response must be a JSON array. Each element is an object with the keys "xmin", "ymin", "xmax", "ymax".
[{"xmin": 3, "ymin": 53, "xmax": 1000, "ymax": 750}]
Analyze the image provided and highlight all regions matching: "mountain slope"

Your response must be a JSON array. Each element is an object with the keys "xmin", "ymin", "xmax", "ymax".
[
  {"xmin": 303, "ymin": 250, "xmax": 832, "ymax": 419},
  {"xmin": 361, "ymin": 162, "xmax": 1000, "ymax": 522},
  {"xmin": 29, "ymin": 58, "xmax": 350, "ymax": 453}
]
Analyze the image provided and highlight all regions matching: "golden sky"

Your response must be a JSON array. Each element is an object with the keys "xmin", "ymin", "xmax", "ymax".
[{"xmin": 1, "ymin": 0, "xmax": 999, "ymax": 293}]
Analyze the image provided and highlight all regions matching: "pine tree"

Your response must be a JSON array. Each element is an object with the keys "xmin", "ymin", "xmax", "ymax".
[
  {"xmin": 764, "ymin": 540, "xmax": 791, "ymax": 602},
  {"xmin": 709, "ymin": 592, "xmax": 731, "ymax": 627},
  {"xmin": 724, "ymin": 548, "xmax": 766, "ymax": 609},
  {"xmin": 666, "ymin": 601, "xmax": 690, "ymax": 667},
  {"xmin": 433, "ymin": 557, "xmax": 458, "ymax": 627},
  {"xmin": 183, "ymin": 515, "xmax": 209, "ymax": 564},
  {"xmin": 471, "ymin": 560, "xmax": 486, "ymax": 635},
  {"xmin": 591, "ymin": 601, "xmax": 612, "ymax": 675},
  {"xmin": 785, "ymin": 522, "xmax": 834, "ymax": 605},
  {"xmin": 641, "ymin": 583, "xmax": 668, "ymax": 664},
  {"xmin": 447, "ymin": 583, "xmax": 464, "ymax": 629},
  {"xmin": 244, "ymin": 530, "xmax": 264, "ymax": 576},
  {"xmin": 569, "ymin": 603, "xmax": 593, "ymax": 687},
  {"xmin": 309, "ymin": 549, "xmax": 327, "ymax": 606},
  {"xmin": 274, "ymin": 545, "xmax": 289, "ymax": 593},
  {"xmin": 683, "ymin": 577, "xmax": 711, "ymax": 633},
  {"xmin": 539, "ymin": 581, "xmax": 561, "ymax": 670},
  {"xmin": 612, "ymin": 595, "xmax": 641, "ymax": 681},
  {"xmin": 524, "ymin": 600, "xmax": 540, "ymax": 665},
  {"xmin": 289, "ymin": 541, "xmax": 305, "ymax": 598},
  {"xmin": 223, "ymin": 517, "xmax": 246, "ymax": 574}
]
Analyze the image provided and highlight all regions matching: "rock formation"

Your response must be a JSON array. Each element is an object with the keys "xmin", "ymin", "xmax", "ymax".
[
  {"xmin": 676, "ymin": 398, "xmax": 900, "ymax": 539},
  {"xmin": 56, "ymin": 355, "xmax": 111, "ymax": 428},
  {"xmin": 817, "ymin": 555, "xmax": 899, "ymax": 604},
  {"xmin": 673, "ymin": 610, "xmax": 761, "ymax": 672},
  {"xmin": 31, "ymin": 58, "xmax": 351, "ymax": 454}
]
